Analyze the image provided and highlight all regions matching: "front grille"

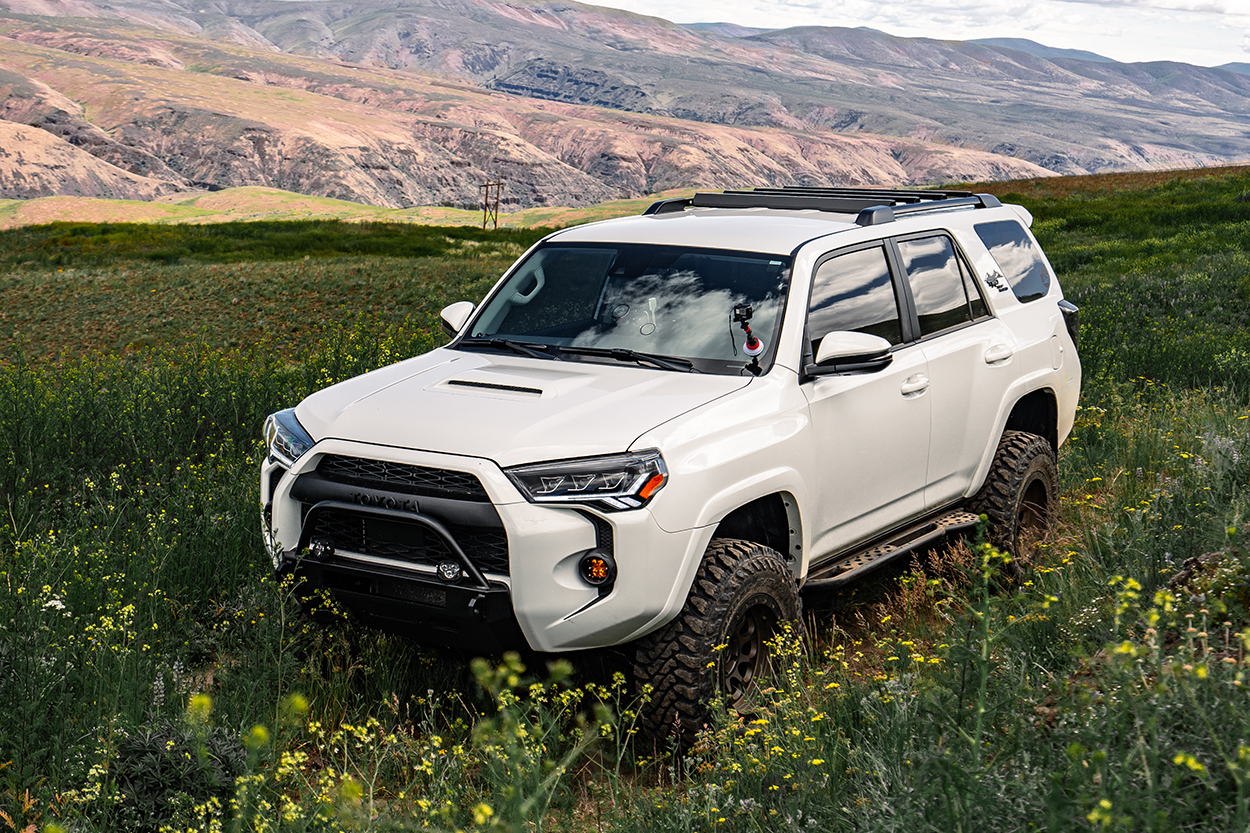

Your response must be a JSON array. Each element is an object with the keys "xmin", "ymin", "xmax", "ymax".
[
  {"xmin": 317, "ymin": 455, "xmax": 490, "ymax": 502},
  {"xmin": 308, "ymin": 507, "xmax": 509, "ymax": 575}
]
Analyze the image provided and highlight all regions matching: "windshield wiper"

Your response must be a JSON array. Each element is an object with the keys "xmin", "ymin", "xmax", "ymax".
[
  {"xmin": 558, "ymin": 346, "xmax": 697, "ymax": 373},
  {"xmin": 457, "ymin": 337, "xmax": 557, "ymax": 361}
]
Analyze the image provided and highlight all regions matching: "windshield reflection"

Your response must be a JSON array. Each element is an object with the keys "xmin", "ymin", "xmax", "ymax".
[{"xmin": 465, "ymin": 243, "xmax": 792, "ymax": 374}]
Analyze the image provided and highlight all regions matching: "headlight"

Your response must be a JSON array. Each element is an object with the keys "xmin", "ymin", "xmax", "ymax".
[
  {"xmin": 505, "ymin": 450, "xmax": 667, "ymax": 512},
  {"xmin": 263, "ymin": 408, "xmax": 315, "ymax": 467}
]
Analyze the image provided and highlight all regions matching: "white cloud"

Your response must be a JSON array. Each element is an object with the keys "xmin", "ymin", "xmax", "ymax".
[
  {"xmin": 1077, "ymin": 0, "xmax": 1231, "ymax": 11},
  {"xmin": 605, "ymin": 0, "xmax": 1250, "ymax": 65}
]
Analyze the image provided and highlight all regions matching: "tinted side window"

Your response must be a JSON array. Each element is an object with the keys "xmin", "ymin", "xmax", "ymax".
[
  {"xmin": 974, "ymin": 220, "xmax": 1051, "ymax": 303},
  {"xmin": 897, "ymin": 236, "xmax": 972, "ymax": 337},
  {"xmin": 808, "ymin": 246, "xmax": 903, "ymax": 354}
]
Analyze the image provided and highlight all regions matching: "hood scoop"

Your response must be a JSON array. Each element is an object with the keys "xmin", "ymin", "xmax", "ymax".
[{"xmin": 441, "ymin": 378, "xmax": 545, "ymax": 397}]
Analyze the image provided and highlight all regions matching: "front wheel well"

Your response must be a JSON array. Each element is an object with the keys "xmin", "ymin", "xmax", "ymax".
[{"xmin": 711, "ymin": 493, "xmax": 801, "ymax": 566}]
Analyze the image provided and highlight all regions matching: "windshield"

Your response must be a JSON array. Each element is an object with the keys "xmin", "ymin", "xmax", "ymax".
[{"xmin": 459, "ymin": 242, "xmax": 793, "ymax": 375}]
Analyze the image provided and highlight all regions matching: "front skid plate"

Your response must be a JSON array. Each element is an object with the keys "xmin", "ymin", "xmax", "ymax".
[{"xmin": 293, "ymin": 555, "xmax": 528, "ymax": 653}]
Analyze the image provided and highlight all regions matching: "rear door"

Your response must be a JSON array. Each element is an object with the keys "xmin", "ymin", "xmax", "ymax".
[{"xmin": 890, "ymin": 233, "xmax": 1015, "ymax": 508}]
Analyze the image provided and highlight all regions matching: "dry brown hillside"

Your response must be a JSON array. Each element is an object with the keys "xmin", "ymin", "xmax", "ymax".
[
  {"xmin": 0, "ymin": 9, "xmax": 1056, "ymax": 208},
  {"xmin": 0, "ymin": 119, "xmax": 178, "ymax": 199}
]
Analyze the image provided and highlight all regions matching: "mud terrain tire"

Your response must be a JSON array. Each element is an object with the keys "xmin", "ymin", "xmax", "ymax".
[
  {"xmin": 969, "ymin": 430, "xmax": 1058, "ymax": 557},
  {"xmin": 632, "ymin": 538, "xmax": 803, "ymax": 749}
]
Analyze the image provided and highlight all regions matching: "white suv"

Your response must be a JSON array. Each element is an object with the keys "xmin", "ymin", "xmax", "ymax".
[{"xmin": 261, "ymin": 187, "xmax": 1080, "ymax": 740}]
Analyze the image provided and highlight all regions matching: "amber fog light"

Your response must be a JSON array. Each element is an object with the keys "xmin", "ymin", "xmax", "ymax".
[{"xmin": 578, "ymin": 550, "xmax": 616, "ymax": 587}]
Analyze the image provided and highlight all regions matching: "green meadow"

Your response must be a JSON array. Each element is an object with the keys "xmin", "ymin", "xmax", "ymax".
[{"xmin": 2, "ymin": 171, "xmax": 1250, "ymax": 832}]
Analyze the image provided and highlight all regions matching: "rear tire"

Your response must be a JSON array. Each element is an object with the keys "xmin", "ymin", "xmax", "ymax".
[
  {"xmin": 632, "ymin": 538, "xmax": 803, "ymax": 749},
  {"xmin": 968, "ymin": 430, "xmax": 1057, "ymax": 558}
]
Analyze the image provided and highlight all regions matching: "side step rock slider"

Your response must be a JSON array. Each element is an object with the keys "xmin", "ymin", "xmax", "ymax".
[{"xmin": 802, "ymin": 510, "xmax": 980, "ymax": 591}]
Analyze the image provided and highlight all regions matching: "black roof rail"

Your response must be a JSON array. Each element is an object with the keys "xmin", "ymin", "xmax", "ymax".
[
  {"xmin": 732, "ymin": 186, "xmax": 975, "ymax": 204},
  {"xmin": 694, "ymin": 192, "xmax": 888, "ymax": 213},
  {"xmin": 642, "ymin": 197, "xmax": 693, "ymax": 215},
  {"xmin": 641, "ymin": 186, "xmax": 1002, "ymax": 225},
  {"xmin": 855, "ymin": 195, "xmax": 1001, "ymax": 226}
]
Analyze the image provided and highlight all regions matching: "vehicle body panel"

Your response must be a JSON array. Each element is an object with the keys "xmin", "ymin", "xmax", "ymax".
[
  {"xmin": 294, "ymin": 348, "xmax": 750, "ymax": 469},
  {"xmin": 800, "ymin": 341, "xmax": 931, "ymax": 558}
]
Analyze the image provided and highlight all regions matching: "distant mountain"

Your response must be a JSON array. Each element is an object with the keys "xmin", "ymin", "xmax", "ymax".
[
  {"xmin": 1222, "ymin": 63, "xmax": 1250, "ymax": 77},
  {"xmin": 682, "ymin": 22, "xmax": 774, "ymax": 38},
  {"xmin": 0, "ymin": 7, "xmax": 1048, "ymax": 208},
  {"xmin": 1, "ymin": 0, "xmax": 1249, "ymax": 208},
  {"xmin": 969, "ymin": 38, "xmax": 1114, "ymax": 64}
]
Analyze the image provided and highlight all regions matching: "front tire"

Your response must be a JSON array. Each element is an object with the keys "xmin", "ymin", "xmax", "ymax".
[
  {"xmin": 632, "ymin": 538, "xmax": 803, "ymax": 748},
  {"xmin": 969, "ymin": 430, "xmax": 1058, "ymax": 558}
]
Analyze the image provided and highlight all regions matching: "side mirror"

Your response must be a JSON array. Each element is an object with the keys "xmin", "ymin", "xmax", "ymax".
[
  {"xmin": 439, "ymin": 301, "xmax": 476, "ymax": 338},
  {"xmin": 806, "ymin": 331, "xmax": 893, "ymax": 377}
]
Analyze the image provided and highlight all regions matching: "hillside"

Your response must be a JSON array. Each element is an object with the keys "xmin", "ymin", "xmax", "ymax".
[
  {"xmin": 0, "ymin": 11, "xmax": 1053, "ymax": 208},
  {"xmin": 7, "ymin": 165, "xmax": 1250, "ymax": 232},
  {"xmin": 0, "ymin": 119, "xmax": 181, "ymax": 199},
  {"xmin": 0, "ymin": 184, "xmax": 694, "ymax": 228},
  {"xmin": 1, "ymin": 0, "xmax": 1249, "ymax": 207}
]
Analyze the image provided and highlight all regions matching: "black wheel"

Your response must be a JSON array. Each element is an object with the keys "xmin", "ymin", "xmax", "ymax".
[
  {"xmin": 632, "ymin": 538, "xmax": 803, "ymax": 748},
  {"xmin": 968, "ymin": 430, "xmax": 1058, "ymax": 558}
]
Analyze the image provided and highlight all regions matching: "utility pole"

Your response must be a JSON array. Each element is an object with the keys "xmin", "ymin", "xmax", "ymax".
[{"xmin": 481, "ymin": 177, "xmax": 504, "ymax": 229}]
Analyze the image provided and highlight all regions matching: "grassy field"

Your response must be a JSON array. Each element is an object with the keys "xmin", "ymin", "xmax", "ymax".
[
  {"xmin": 0, "ymin": 221, "xmax": 552, "ymax": 361},
  {"xmin": 3, "ymin": 166, "xmax": 1246, "ymax": 234},
  {"xmin": 0, "ymin": 187, "xmax": 698, "ymax": 232},
  {"xmin": 2, "ymin": 172, "xmax": 1250, "ymax": 832}
]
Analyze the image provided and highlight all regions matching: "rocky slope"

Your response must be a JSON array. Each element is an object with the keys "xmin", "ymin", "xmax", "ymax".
[
  {"xmin": 77, "ymin": 0, "xmax": 1250, "ymax": 174},
  {"xmin": 0, "ymin": 119, "xmax": 178, "ymax": 199}
]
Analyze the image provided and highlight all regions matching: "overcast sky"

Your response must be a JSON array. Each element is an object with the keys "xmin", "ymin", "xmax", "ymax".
[{"xmin": 600, "ymin": 0, "xmax": 1250, "ymax": 68}]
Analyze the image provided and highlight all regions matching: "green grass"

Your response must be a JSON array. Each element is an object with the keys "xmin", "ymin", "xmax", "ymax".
[
  {"xmin": 3, "ymin": 176, "xmax": 1250, "ymax": 831},
  {"xmin": 0, "ymin": 186, "xmax": 688, "ymax": 232},
  {"xmin": 1018, "ymin": 173, "xmax": 1250, "ymax": 391},
  {"xmin": 0, "ymin": 257, "xmax": 509, "ymax": 361},
  {"xmin": 0, "ymin": 220, "xmax": 550, "ymax": 270},
  {"xmin": 0, "ymin": 221, "xmax": 552, "ymax": 361}
]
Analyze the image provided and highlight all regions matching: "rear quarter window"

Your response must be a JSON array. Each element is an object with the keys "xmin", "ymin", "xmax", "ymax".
[{"xmin": 973, "ymin": 220, "xmax": 1051, "ymax": 303}]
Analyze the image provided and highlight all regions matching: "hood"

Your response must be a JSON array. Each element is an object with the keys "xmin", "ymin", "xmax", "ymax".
[{"xmin": 294, "ymin": 348, "xmax": 752, "ymax": 467}]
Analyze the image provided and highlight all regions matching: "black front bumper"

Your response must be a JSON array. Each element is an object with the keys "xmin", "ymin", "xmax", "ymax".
[
  {"xmin": 290, "ymin": 554, "xmax": 527, "ymax": 653},
  {"xmin": 281, "ymin": 498, "xmax": 527, "ymax": 654}
]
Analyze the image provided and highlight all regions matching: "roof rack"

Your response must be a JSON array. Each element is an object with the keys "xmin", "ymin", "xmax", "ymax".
[{"xmin": 642, "ymin": 186, "xmax": 1002, "ymax": 227}]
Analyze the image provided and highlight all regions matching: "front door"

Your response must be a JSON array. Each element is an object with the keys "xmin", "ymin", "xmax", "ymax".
[{"xmin": 801, "ymin": 243, "xmax": 931, "ymax": 563}]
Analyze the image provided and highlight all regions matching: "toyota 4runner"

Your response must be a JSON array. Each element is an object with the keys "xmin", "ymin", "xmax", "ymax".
[{"xmin": 261, "ymin": 186, "xmax": 1080, "ymax": 740}]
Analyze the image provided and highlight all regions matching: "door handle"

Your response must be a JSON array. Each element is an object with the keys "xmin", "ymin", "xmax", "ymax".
[
  {"xmin": 900, "ymin": 373, "xmax": 930, "ymax": 395},
  {"xmin": 985, "ymin": 343, "xmax": 1014, "ymax": 364}
]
